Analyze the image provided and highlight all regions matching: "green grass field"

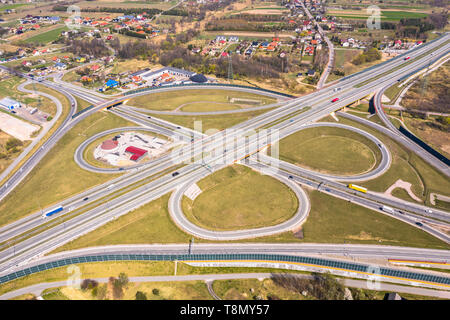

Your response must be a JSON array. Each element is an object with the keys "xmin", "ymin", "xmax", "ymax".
[
  {"xmin": 0, "ymin": 112, "xmax": 134, "ymax": 227},
  {"xmin": 23, "ymin": 26, "xmax": 68, "ymax": 44},
  {"xmin": 329, "ymin": 10, "xmax": 428, "ymax": 21},
  {"xmin": 126, "ymin": 89, "xmax": 277, "ymax": 112},
  {"xmin": 180, "ymin": 102, "xmax": 242, "ymax": 112},
  {"xmin": 277, "ymin": 126, "xmax": 381, "ymax": 175},
  {"xmin": 182, "ymin": 165, "xmax": 298, "ymax": 231}
]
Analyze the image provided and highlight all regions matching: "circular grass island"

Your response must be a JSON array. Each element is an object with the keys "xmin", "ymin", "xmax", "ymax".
[
  {"xmin": 277, "ymin": 126, "xmax": 382, "ymax": 176},
  {"xmin": 182, "ymin": 165, "xmax": 299, "ymax": 231}
]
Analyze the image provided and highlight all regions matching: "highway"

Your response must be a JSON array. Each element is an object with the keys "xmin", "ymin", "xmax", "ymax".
[{"xmin": 0, "ymin": 32, "xmax": 448, "ymax": 292}]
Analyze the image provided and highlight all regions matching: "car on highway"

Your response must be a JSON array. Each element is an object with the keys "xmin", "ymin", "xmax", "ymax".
[
  {"xmin": 172, "ymin": 172, "xmax": 179, "ymax": 177},
  {"xmin": 148, "ymin": 116, "xmax": 152, "ymax": 119},
  {"xmin": 415, "ymin": 222, "xmax": 423, "ymax": 227},
  {"xmin": 331, "ymin": 98, "xmax": 339, "ymax": 103},
  {"xmin": 404, "ymin": 56, "xmax": 411, "ymax": 61},
  {"xmin": 83, "ymin": 197, "xmax": 89, "ymax": 201},
  {"xmin": 288, "ymin": 175, "xmax": 294, "ymax": 179},
  {"xmin": 333, "ymin": 87, "xmax": 341, "ymax": 92},
  {"xmin": 425, "ymin": 209, "xmax": 433, "ymax": 213}
]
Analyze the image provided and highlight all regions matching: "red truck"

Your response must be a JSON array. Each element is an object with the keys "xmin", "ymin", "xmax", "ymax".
[{"xmin": 331, "ymin": 98, "xmax": 340, "ymax": 103}]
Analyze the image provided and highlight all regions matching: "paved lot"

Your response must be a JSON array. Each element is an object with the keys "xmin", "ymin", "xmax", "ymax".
[{"xmin": 0, "ymin": 112, "xmax": 39, "ymax": 141}]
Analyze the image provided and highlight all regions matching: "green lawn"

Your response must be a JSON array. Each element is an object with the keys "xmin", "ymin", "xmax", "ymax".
[
  {"xmin": 182, "ymin": 165, "xmax": 298, "ymax": 231},
  {"xmin": 331, "ymin": 10, "xmax": 428, "ymax": 21},
  {"xmin": 277, "ymin": 126, "xmax": 381, "ymax": 175},
  {"xmin": 23, "ymin": 26, "xmax": 68, "ymax": 44},
  {"xmin": 180, "ymin": 102, "xmax": 242, "ymax": 112},
  {"xmin": 126, "ymin": 89, "xmax": 277, "ymax": 111}
]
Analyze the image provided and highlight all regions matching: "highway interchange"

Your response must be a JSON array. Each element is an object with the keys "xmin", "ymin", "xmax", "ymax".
[{"xmin": 0, "ymin": 32, "xmax": 449, "ymax": 296}]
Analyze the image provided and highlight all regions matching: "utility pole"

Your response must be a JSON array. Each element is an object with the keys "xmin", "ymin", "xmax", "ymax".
[
  {"xmin": 227, "ymin": 55, "xmax": 233, "ymax": 83},
  {"xmin": 188, "ymin": 237, "xmax": 194, "ymax": 254}
]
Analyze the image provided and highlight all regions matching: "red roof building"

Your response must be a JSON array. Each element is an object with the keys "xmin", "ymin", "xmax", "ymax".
[{"xmin": 125, "ymin": 146, "xmax": 147, "ymax": 161}]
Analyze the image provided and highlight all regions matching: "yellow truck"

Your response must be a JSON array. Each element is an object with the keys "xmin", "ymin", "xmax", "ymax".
[{"xmin": 347, "ymin": 184, "xmax": 367, "ymax": 193}]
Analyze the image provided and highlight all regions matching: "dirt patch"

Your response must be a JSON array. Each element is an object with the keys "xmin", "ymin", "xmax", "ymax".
[
  {"xmin": 384, "ymin": 179, "xmax": 423, "ymax": 202},
  {"xmin": 347, "ymin": 231, "xmax": 387, "ymax": 242}
]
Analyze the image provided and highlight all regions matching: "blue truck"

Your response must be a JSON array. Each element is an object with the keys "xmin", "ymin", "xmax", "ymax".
[{"xmin": 42, "ymin": 206, "xmax": 63, "ymax": 218}]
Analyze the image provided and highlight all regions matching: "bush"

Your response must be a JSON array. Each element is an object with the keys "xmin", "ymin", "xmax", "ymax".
[
  {"xmin": 135, "ymin": 291, "xmax": 147, "ymax": 300},
  {"xmin": 81, "ymin": 279, "xmax": 99, "ymax": 290},
  {"xmin": 152, "ymin": 288, "xmax": 160, "ymax": 296},
  {"xmin": 271, "ymin": 272, "xmax": 346, "ymax": 300},
  {"xmin": 5, "ymin": 137, "xmax": 22, "ymax": 151}
]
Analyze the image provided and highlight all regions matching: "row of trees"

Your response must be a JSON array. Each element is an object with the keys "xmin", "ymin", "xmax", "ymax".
[
  {"xmin": 66, "ymin": 38, "xmax": 111, "ymax": 58},
  {"xmin": 206, "ymin": 18, "xmax": 296, "ymax": 32},
  {"xmin": 52, "ymin": 5, "xmax": 162, "ymax": 17}
]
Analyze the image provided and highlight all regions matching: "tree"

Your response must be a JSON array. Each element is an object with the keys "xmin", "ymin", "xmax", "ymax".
[
  {"xmin": 152, "ymin": 288, "xmax": 160, "ymax": 296},
  {"xmin": 117, "ymin": 272, "xmax": 129, "ymax": 287},
  {"xmin": 135, "ymin": 291, "xmax": 147, "ymax": 300}
]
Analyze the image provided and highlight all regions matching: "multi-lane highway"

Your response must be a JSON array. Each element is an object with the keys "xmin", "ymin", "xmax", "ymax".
[{"xmin": 0, "ymin": 32, "xmax": 449, "ymax": 293}]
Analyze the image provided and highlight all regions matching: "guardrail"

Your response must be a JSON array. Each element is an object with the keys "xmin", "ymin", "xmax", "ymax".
[
  {"xmin": 123, "ymin": 83, "xmax": 295, "ymax": 98},
  {"xmin": 71, "ymin": 105, "xmax": 94, "ymax": 119},
  {"xmin": 1, "ymin": 253, "xmax": 449, "ymax": 286},
  {"xmin": 399, "ymin": 126, "xmax": 450, "ymax": 166}
]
